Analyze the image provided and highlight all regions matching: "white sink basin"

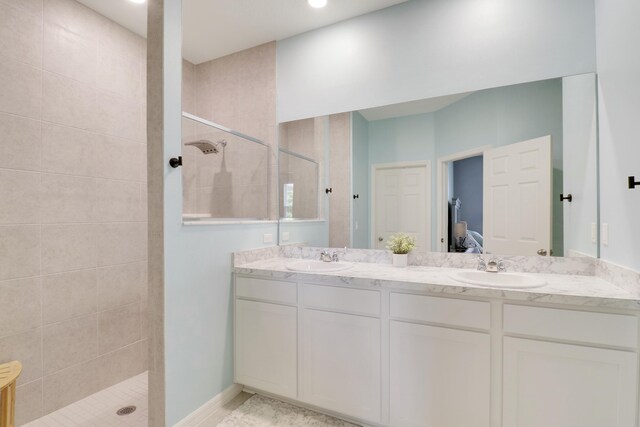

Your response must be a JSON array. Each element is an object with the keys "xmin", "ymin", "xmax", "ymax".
[
  {"xmin": 286, "ymin": 260, "xmax": 353, "ymax": 273},
  {"xmin": 450, "ymin": 270, "xmax": 546, "ymax": 289}
]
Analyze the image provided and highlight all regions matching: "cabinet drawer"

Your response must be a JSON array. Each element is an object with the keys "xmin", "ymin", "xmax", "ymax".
[
  {"xmin": 390, "ymin": 293, "xmax": 491, "ymax": 330},
  {"xmin": 303, "ymin": 284, "xmax": 380, "ymax": 316},
  {"xmin": 236, "ymin": 276, "xmax": 297, "ymax": 305},
  {"xmin": 504, "ymin": 304, "xmax": 638, "ymax": 348}
]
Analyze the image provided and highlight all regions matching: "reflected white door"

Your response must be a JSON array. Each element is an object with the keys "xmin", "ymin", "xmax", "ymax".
[
  {"xmin": 374, "ymin": 164, "xmax": 429, "ymax": 253},
  {"xmin": 483, "ymin": 136, "xmax": 552, "ymax": 256}
]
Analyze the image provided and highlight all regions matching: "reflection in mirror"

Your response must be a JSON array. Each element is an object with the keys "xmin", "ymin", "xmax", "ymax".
[
  {"xmin": 182, "ymin": 113, "xmax": 271, "ymax": 221},
  {"xmin": 279, "ymin": 148, "xmax": 319, "ymax": 219},
  {"xmin": 280, "ymin": 74, "xmax": 599, "ymax": 258}
]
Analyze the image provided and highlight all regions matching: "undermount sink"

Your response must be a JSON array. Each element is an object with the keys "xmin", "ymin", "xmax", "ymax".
[
  {"xmin": 450, "ymin": 270, "xmax": 546, "ymax": 289},
  {"xmin": 286, "ymin": 260, "xmax": 353, "ymax": 273}
]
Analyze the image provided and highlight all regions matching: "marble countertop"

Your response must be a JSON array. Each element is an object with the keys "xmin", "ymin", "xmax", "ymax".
[{"xmin": 234, "ymin": 257, "xmax": 640, "ymax": 310}]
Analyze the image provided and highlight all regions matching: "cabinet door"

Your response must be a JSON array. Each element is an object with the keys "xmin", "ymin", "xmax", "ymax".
[
  {"xmin": 503, "ymin": 337, "xmax": 638, "ymax": 427},
  {"xmin": 302, "ymin": 309, "xmax": 381, "ymax": 423},
  {"xmin": 235, "ymin": 299, "xmax": 297, "ymax": 398},
  {"xmin": 389, "ymin": 321, "xmax": 491, "ymax": 427}
]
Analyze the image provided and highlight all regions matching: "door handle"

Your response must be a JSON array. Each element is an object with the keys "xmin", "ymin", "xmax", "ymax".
[
  {"xmin": 378, "ymin": 237, "xmax": 384, "ymax": 242},
  {"xmin": 537, "ymin": 249, "xmax": 548, "ymax": 256}
]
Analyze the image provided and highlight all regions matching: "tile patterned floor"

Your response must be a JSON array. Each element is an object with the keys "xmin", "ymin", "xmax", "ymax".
[{"xmin": 24, "ymin": 372, "xmax": 147, "ymax": 427}]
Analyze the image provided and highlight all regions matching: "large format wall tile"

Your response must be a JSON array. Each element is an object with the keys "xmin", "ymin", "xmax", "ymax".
[
  {"xmin": 0, "ymin": 328, "xmax": 42, "ymax": 385},
  {"xmin": 42, "ymin": 357, "xmax": 101, "ymax": 414},
  {"xmin": 0, "ymin": 2, "xmax": 43, "ymax": 67},
  {"xmin": 43, "ymin": 20, "xmax": 97, "ymax": 85},
  {"xmin": 0, "ymin": 277, "xmax": 41, "ymax": 338},
  {"xmin": 96, "ymin": 262, "xmax": 144, "ymax": 312},
  {"xmin": 0, "ymin": 0, "xmax": 43, "ymax": 17},
  {"xmin": 43, "ymin": 313, "xmax": 98, "ymax": 374},
  {"xmin": 95, "ymin": 179, "xmax": 144, "ymax": 222},
  {"xmin": 41, "ymin": 123, "xmax": 95, "ymax": 177},
  {"xmin": 0, "ymin": 169, "xmax": 40, "ymax": 224},
  {"xmin": 0, "ymin": 58, "xmax": 42, "ymax": 119},
  {"xmin": 96, "ymin": 222, "xmax": 146, "ymax": 266},
  {"xmin": 97, "ymin": 339, "xmax": 145, "ymax": 390},
  {"xmin": 98, "ymin": 303, "xmax": 140, "ymax": 355},
  {"xmin": 15, "ymin": 379, "xmax": 43, "ymax": 425},
  {"xmin": 0, "ymin": 226, "xmax": 40, "ymax": 281},
  {"xmin": 41, "ymin": 224, "xmax": 97, "ymax": 274},
  {"xmin": 42, "ymin": 269, "xmax": 97, "ymax": 324},
  {"xmin": 40, "ymin": 173, "xmax": 96, "ymax": 223},
  {"xmin": 2, "ymin": 0, "xmax": 148, "ymax": 419},
  {"xmin": 42, "ymin": 71, "xmax": 97, "ymax": 131},
  {"xmin": 0, "ymin": 113, "xmax": 42, "ymax": 172}
]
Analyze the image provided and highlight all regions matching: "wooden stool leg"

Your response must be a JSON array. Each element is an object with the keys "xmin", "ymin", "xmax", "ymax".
[{"xmin": 0, "ymin": 381, "xmax": 16, "ymax": 427}]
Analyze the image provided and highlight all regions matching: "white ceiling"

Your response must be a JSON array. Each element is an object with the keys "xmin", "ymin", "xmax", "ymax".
[
  {"xmin": 358, "ymin": 93, "xmax": 473, "ymax": 121},
  {"xmin": 77, "ymin": 0, "xmax": 409, "ymax": 64}
]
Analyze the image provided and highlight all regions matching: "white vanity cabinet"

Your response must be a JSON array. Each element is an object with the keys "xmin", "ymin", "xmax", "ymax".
[
  {"xmin": 301, "ymin": 284, "xmax": 382, "ymax": 423},
  {"xmin": 234, "ymin": 274, "xmax": 640, "ymax": 427},
  {"xmin": 389, "ymin": 293, "xmax": 491, "ymax": 427},
  {"xmin": 502, "ymin": 304, "xmax": 639, "ymax": 427},
  {"xmin": 234, "ymin": 278, "xmax": 298, "ymax": 399}
]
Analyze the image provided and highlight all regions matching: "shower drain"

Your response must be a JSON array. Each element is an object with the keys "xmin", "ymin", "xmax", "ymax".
[{"xmin": 117, "ymin": 405, "xmax": 137, "ymax": 416}]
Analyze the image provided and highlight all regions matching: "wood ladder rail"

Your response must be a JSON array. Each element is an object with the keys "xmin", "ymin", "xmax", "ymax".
[{"xmin": 0, "ymin": 361, "xmax": 22, "ymax": 427}]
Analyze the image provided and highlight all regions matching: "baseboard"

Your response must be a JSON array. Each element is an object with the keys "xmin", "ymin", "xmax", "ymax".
[{"xmin": 173, "ymin": 383, "xmax": 244, "ymax": 427}]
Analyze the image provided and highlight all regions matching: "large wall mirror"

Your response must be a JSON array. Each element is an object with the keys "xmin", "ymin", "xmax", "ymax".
[
  {"xmin": 177, "ymin": 0, "xmax": 599, "ymax": 258},
  {"xmin": 278, "ymin": 74, "xmax": 599, "ymax": 258}
]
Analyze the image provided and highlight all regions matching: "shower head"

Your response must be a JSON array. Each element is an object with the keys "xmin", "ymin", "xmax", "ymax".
[{"xmin": 184, "ymin": 139, "xmax": 227, "ymax": 154}]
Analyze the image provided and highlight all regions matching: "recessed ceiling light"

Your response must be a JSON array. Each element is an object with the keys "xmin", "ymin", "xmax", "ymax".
[
  {"xmin": 308, "ymin": 0, "xmax": 327, "ymax": 8},
  {"xmin": 129, "ymin": 0, "xmax": 146, "ymax": 4}
]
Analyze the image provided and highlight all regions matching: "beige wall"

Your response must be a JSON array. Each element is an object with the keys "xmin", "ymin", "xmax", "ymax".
[
  {"xmin": 181, "ymin": 42, "xmax": 277, "ymax": 219},
  {"xmin": 0, "ymin": 0, "xmax": 147, "ymax": 424},
  {"xmin": 328, "ymin": 113, "xmax": 352, "ymax": 247}
]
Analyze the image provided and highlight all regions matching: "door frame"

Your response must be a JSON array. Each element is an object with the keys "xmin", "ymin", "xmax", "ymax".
[
  {"xmin": 436, "ymin": 146, "xmax": 491, "ymax": 253},
  {"xmin": 371, "ymin": 161, "xmax": 431, "ymax": 252}
]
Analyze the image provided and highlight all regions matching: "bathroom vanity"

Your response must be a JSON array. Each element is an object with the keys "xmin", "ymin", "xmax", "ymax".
[{"xmin": 233, "ymin": 254, "xmax": 640, "ymax": 427}]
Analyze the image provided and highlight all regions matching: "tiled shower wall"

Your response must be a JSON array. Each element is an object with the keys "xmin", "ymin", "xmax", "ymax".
[
  {"xmin": 181, "ymin": 42, "xmax": 277, "ymax": 219},
  {"xmin": 0, "ymin": 0, "xmax": 147, "ymax": 424}
]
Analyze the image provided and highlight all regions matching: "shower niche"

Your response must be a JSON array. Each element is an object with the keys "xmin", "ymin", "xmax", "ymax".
[{"xmin": 181, "ymin": 113, "xmax": 272, "ymax": 221}]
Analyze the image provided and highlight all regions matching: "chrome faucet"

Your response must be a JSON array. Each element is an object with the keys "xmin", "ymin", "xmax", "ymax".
[
  {"xmin": 320, "ymin": 250, "xmax": 333, "ymax": 262},
  {"xmin": 477, "ymin": 256, "xmax": 506, "ymax": 273}
]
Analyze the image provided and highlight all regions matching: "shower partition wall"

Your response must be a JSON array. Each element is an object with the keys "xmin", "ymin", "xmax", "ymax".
[{"xmin": 181, "ymin": 113, "xmax": 271, "ymax": 220}]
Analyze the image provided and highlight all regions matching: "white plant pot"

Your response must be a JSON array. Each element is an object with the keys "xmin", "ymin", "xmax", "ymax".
[{"xmin": 392, "ymin": 253, "xmax": 408, "ymax": 268}]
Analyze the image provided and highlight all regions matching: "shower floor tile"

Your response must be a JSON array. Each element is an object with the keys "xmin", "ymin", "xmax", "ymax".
[{"xmin": 24, "ymin": 372, "xmax": 147, "ymax": 427}]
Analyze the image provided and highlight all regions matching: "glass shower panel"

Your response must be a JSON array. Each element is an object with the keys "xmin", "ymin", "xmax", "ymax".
[
  {"xmin": 182, "ymin": 114, "xmax": 270, "ymax": 220},
  {"xmin": 279, "ymin": 149, "xmax": 319, "ymax": 219}
]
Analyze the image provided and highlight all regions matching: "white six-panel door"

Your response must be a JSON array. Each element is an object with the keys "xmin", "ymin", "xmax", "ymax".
[
  {"xmin": 374, "ymin": 163, "xmax": 430, "ymax": 252},
  {"xmin": 483, "ymin": 136, "xmax": 552, "ymax": 256}
]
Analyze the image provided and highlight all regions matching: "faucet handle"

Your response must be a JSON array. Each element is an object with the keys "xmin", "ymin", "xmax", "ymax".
[
  {"xmin": 497, "ymin": 260, "xmax": 507, "ymax": 272},
  {"xmin": 476, "ymin": 256, "xmax": 487, "ymax": 271},
  {"xmin": 331, "ymin": 251, "xmax": 339, "ymax": 262}
]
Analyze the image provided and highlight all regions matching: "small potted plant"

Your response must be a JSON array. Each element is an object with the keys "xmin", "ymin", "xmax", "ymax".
[{"xmin": 386, "ymin": 232, "xmax": 416, "ymax": 267}]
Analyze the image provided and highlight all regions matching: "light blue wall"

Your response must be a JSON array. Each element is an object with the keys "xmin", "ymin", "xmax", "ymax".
[
  {"xmin": 452, "ymin": 156, "xmax": 483, "ymax": 234},
  {"xmin": 162, "ymin": 4, "xmax": 281, "ymax": 425},
  {"xmin": 595, "ymin": 0, "xmax": 640, "ymax": 271},
  {"xmin": 277, "ymin": 0, "xmax": 596, "ymax": 122},
  {"xmin": 352, "ymin": 112, "xmax": 370, "ymax": 248},
  {"xmin": 279, "ymin": 221, "xmax": 329, "ymax": 247}
]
